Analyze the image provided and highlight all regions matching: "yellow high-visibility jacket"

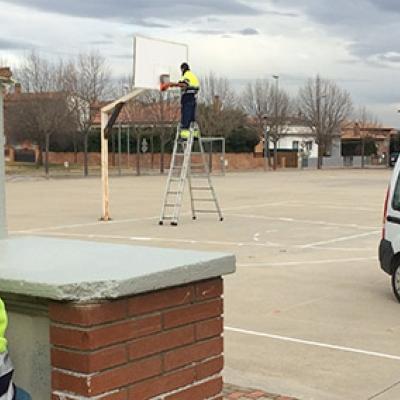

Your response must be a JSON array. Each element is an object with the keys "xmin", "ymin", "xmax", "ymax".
[{"xmin": 180, "ymin": 70, "xmax": 200, "ymax": 94}]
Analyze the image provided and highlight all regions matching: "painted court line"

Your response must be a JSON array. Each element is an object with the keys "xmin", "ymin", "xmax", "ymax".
[
  {"xmin": 237, "ymin": 256, "xmax": 376, "ymax": 267},
  {"xmin": 298, "ymin": 231, "xmax": 380, "ymax": 249},
  {"xmin": 13, "ymin": 231, "xmax": 281, "ymax": 249},
  {"xmin": 228, "ymin": 213, "xmax": 379, "ymax": 230},
  {"xmin": 12, "ymin": 201, "xmax": 290, "ymax": 234},
  {"xmin": 225, "ymin": 327, "xmax": 400, "ymax": 362}
]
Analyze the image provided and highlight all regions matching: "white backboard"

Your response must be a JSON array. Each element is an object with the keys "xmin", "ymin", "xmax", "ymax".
[{"xmin": 133, "ymin": 35, "xmax": 189, "ymax": 90}]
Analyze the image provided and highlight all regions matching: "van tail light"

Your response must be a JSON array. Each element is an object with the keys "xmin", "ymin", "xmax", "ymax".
[{"xmin": 382, "ymin": 185, "xmax": 390, "ymax": 240}]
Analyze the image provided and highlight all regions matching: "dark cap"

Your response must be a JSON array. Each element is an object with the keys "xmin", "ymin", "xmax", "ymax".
[{"xmin": 180, "ymin": 62, "xmax": 189, "ymax": 71}]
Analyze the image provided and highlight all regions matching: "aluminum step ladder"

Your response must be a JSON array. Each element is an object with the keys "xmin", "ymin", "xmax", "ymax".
[{"xmin": 159, "ymin": 124, "xmax": 223, "ymax": 226}]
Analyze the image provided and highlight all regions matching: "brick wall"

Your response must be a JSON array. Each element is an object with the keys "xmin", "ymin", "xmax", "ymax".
[
  {"xmin": 46, "ymin": 152, "xmax": 269, "ymax": 171},
  {"xmin": 49, "ymin": 278, "xmax": 224, "ymax": 400}
]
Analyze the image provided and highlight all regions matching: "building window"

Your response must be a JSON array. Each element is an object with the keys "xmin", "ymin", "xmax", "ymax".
[
  {"xmin": 306, "ymin": 141, "xmax": 313, "ymax": 151},
  {"xmin": 292, "ymin": 141, "xmax": 299, "ymax": 150}
]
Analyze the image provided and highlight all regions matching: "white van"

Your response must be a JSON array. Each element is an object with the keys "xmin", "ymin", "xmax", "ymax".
[{"xmin": 380, "ymin": 161, "xmax": 400, "ymax": 302}]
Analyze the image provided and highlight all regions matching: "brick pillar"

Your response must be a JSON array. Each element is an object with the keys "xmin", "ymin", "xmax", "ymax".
[{"xmin": 49, "ymin": 278, "xmax": 224, "ymax": 400}]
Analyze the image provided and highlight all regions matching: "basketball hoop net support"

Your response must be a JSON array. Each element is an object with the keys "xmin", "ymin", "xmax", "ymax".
[{"xmin": 100, "ymin": 88, "xmax": 145, "ymax": 221}]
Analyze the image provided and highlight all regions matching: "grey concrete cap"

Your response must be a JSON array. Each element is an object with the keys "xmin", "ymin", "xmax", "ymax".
[{"xmin": 0, "ymin": 237, "xmax": 236, "ymax": 301}]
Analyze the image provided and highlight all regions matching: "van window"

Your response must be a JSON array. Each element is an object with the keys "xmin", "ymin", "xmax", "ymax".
[{"xmin": 392, "ymin": 176, "xmax": 400, "ymax": 211}]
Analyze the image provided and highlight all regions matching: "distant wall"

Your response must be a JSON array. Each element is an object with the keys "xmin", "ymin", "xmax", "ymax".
[{"xmin": 45, "ymin": 152, "xmax": 297, "ymax": 171}]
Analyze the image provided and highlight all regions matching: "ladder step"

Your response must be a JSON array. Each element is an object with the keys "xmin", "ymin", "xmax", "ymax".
[
  {"xmin": 191, "ymin": 187, "xmax": 212, "ymax": 190},
  {"xmin": 193, "ymin": 199, "xmax": 215, "ymax": 202},
  {"xmin": 193, "ymin": 210, "xmax": 220, "ymax": 214},
  {"xmin": 167, "ymin": 191, "xmax": 181, "ymax": 195}
]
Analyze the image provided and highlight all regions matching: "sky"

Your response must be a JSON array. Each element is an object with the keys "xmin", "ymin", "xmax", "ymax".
[{"xmin": 1, "ymin": 0, "xmax": 400, "ymax": 127}]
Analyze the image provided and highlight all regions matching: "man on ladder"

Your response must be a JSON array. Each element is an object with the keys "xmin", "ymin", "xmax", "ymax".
[
  {"xmin": 162, "ymin": 62, "xmax": 200, "ymax": 139},
  {"xmin": 159, "ymin": 63, "xmax": 223, "ymax": 226}
]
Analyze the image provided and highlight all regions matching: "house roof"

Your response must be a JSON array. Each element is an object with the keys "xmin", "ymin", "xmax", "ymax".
[
  {"xmin": 90, "ymin": 100, "xmax": 180, "ymax": 127},
  {"xmin": 341, "ymin": 123, "xmax": 396, "ymax": 140}
]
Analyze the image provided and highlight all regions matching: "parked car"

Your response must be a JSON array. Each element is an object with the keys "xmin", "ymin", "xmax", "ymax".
[
  {"xmin": 390, "ymin": 152, "xmax": 399, "ymax": 167},
  {"xmin": 380, "ymin": 157, "xmax": 400, "ymax": 301}
]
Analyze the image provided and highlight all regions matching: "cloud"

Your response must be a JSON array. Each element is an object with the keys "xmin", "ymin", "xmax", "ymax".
[
  {"xmin": 238, "ymin": 28, "xmax": 259, "ymax": 36},
  {"xmin": 2, "ymin": 0, "xmax": 261, "ymax": 25},
  {"xmin": 269, "ymin": 0, "xmax": 400, "ymax": 63},
  {"xmin": 0, "ymin": 38, "xmax": 31, "ymax": 50}
]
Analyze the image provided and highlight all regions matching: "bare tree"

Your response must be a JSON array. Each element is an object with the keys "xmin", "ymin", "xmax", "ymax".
[
  {"xmin": 66, "ymin": 51, "xmax": 111, "ymax": 176},
  {"xmin": 354, "ymin": 106, "xmax": 381, "ymax": 168},
  {"xmin": 10, "ymin": 53, "xmax": 76, "ymax": 175},
  {"xmin": 7, "ymin": 92, "xmax": 73, "ymax": 176},
  {"xmin": 242, "ymin": 79, "xmax": 291, "ymax": 170},
  {"xmin": 199, "ymin": 72, "xmax": 237, "ymax": 108},
  {"xmin": 197, "ymin": 73, "xmax": 243, "ymax": 139},
  {"xmin": 298, "ymin": 75, "xmax": 353, "ymax": 169},
  {"xmin": 266, "ymin": 87, "xmax": 292, "ymax": 170},
  {"xmin": 242, "ymin": 79, "xmax": 270, "ymax": 136}
]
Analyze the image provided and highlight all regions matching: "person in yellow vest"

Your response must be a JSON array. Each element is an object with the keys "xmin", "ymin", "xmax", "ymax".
[
  {"xmin": 0, "ymin": 299, "xmax": 31, "ymax": 400},
  {"xmin": 163, "ymin": 63, "xmax": 200, "ymax": 139}
]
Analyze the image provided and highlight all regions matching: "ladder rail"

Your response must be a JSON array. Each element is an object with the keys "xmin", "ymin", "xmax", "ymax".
[{"xmin": 159, "ymin": 123, "xmax": 223, "ymax": 226}]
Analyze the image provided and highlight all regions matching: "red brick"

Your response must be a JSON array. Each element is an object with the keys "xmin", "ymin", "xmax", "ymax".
[
  {"xmin": 101, "ymin": 390, "xmax": 128, "ymax": 400},
  {"xmin": 247, "ymin": 391, "xmax": 268, "ymax": 398},
  {"xmin": 50, "ymin": 314, "xmax": 161, "ymax": 350},
  {"xmin": 52, "ymin": 389, "xmax": 128, "ymax": 400},
  {"xmin": 195, "ymin": 318, "xmax": 223, "ymax": 340},
  {"xmin": 52, "ymin": 370, "xmax": 90, "ymax": 395},
  {"xmin": 165, "ymin": 376, "xmax": 223, "ymax": 400},
  {"xmin": 90, "ymin": 356, "xmax": 162, "ymax": 396},
  {"xmin": 51, "ymin": 344, "xmax": 128, "ymax": 373},
  {"xmin": 129, "ymin": 285, "xmax": 194, "ymax": 316},
  {"xmin": 54, "ymin": 356, "xmax": 162, "ymax": 396},
  {"xmin": 164, "ymin": 299, "xmax": 223, "ymax": 329},
  {"xmin": 196, "ymin": 356, "xmax": 224, "ymax": 380},
  {"xmin": 49, "ymin": 300, "xmax": 128, "ymax": 326},
  {"xmin": 195, "ymin": 278, "xmax": 223, "ymax": 301},
  {"xmin": 128, "ymin": 367, "xmax": 196, "ymax": 399},
  {"xmin": 164, "ymin": 337, "xmax": 223, "ymax": 371},
  {"xmin": 128, "ymin": 325, "xmax": 195, "ymax": 360}
]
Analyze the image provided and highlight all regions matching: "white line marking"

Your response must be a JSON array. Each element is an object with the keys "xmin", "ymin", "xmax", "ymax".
[
  {"xmin": 298, "ymin": 231, "xmax": 380, "ymax": 249},
  {"xmin": 12, "ymin": 231, "xmax": 280, "ymax": 248},
  {"xmin": 237, "ymin": 257, "xmax": 376, "ymax": 267},
  {"xmin": 13, "ymin": 215, "xmax": 159, "ymax": 233},
  {"xmin": 225, "ymin": 327, "xmax": 400, "ymax": 361},
  {"xmin": 227, "ymin": 213, "xmax": 379, "ymax": 230},
  {"xmin": 11, "ymin": 201, "xmax": 290, "ymax": 233},
  {"xmin": 286, "ymin": 202, "xmax": 379, "ymax": 212}
]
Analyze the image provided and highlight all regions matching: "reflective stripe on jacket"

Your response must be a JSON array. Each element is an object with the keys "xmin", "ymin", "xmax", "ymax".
[
  {"xmin": 0, "ymin": 299, "xmax": 7, "ymax": 354},
  {"xmin": 179, "ymin": 70, "xmax": 200, "ymax": 94},
  {"xmin": 0, "ymin": 352, "xmax": 14, "ymax": 400}
]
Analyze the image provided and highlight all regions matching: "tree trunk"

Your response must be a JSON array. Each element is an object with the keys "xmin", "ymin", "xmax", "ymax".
[
  {"xmin": 361, "ymin": 138, "xmax": 365, "ymax": 168},
  {"xmin": 317, "ymin": 141, "xmax": 323, "ymax": 170},
  {"xmin": 45, "ymin": 134, "xmax": 50, "ymax": 178},
  {"xmin": 160, "ymin": 131, "xmax": 165, "ymax": 174},
  {"xmin": 83, "ymin": 132, "xmax": 89, "ymax": 177},
  {"xmin": 273, "ymin": 141, "xmax": 278, "ymax": 171},
  {"xmin": 72, "ymin": 131, "xmax": 78, "ymax": 164}
]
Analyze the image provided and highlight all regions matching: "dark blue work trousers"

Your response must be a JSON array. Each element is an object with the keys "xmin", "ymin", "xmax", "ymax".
[{"xmin": 181, "ymin": 94, "xmax": 197, "ymax": 129}]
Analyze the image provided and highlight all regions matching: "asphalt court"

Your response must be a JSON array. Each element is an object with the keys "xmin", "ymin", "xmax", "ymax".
[{"xmin": 5, "ymin": 169, "xmax": 400, "ymax": 400}]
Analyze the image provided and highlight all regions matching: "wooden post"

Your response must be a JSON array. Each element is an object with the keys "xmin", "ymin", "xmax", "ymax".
[
  {"xmin": 118, "ymin": 122, "xmax": 122, "ymax": 176},
  {"xmin": 101, "ymin": 111, "xmax": 110, "ymax": 221},
  {"xmin": 0, "ymin": 84, "xmax": 7, "ymax": 239}
]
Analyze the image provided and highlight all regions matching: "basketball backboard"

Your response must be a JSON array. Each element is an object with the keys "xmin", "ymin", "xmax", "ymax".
[{"xmin": 133, "ymin": 35, "xmax": 189, "ymax": 90}]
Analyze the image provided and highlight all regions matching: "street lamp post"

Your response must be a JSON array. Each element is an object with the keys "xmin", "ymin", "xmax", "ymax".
[
  {"xmin": 272, "ymin": 75, "xmax": 279, "ymax": 170},
  {"xmin": 0, "ymin": 68, "xmax": 14, "ymax": 239}
]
